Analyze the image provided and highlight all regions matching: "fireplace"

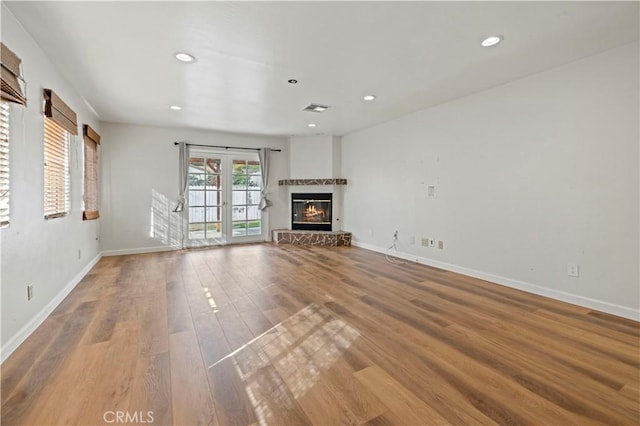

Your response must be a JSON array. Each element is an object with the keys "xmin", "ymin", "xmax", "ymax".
[{"xmin": 291, "ymin": 193, "xmax": 332, "ymax": 231}]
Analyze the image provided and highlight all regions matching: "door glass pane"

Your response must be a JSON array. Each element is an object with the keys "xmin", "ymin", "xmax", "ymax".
[
  {"xmin": 189, "ymin": 223, "xmax": 205, "ymax": 239},
  {"xmin": 189, "ymin": 190, "xmax": 204, "ymax": 206},
  {"xmin": 206, "ymin": 158, "xmax": 221, "ymax": 174},
  {"xmin": 232, "ymin": 176, "xmax": 248, "ymax": 190},
  {"xmin": 247, "ymin": 191, "xmax": 261, "ymax": 205},
  {"xmin": 206, "ymin": 222, "xmax": 221, "ymax": 239},
  {"xmin": 206, "ymin": 206, "xmax": 221, "ymax": 222},
  {"xmin": 247, "ymin": 206, "xmax": 260, "ymax": 221},
  {"xmin": 247, "ymin": 161, "xmax": 260, "ymax": 175},
  {"xmin": 206, "ymin": 190, "xmax": 222, "ymax": 206},
  {"xmin": 206, "ymin": 174, "xmax": 221, "ymax": 189},
  {"xmin": 232, "ymin": 160, "xmax": 247, "ymax": 175},
  {"xmin": 189, "ymin": 174, "xmax": 205, "ymax": 189},
  {"xmin": 189, "ymin": 207, "xmax": 205, "ymax": 222},
  {"xmin": 232, "ymin": 190, "xmax": 246, "ymax": 205},
  {"xmin": 249, "ymin": 175, "xmax": 261, "ymax": 189},
  {"xmin": 232, "ymin": 221, "xmax": 247, "ymax": 236},
  {"xmin": 247, "ymin": 205, "xmax": 260, "ymax": 220},
  {"xmin": 232, "ymin": 206, "xmax": 246, "ymax": 221},
  {"xmin": 248, "ymin": 221, "xmax": 261, "ymax": 235},
  {"xmin": 190, "ymin": 158, "xmax": 205, "ymax": 172}
]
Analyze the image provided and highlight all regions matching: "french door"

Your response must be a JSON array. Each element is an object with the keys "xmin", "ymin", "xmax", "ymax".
[{"xmin": 187, "ymin": 150, "xmax": 265, "ymax": 246}]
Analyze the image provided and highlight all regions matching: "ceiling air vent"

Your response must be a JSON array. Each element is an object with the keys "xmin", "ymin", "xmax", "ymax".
[{"xmin": 303, "ymin": 103, "xmax": 330, "ymax": 113}]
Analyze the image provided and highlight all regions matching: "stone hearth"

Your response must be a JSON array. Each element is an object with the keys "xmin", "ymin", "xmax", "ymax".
[{"xmin": 272, "ymin": 230, "xmax": 352, "ymax": 247}]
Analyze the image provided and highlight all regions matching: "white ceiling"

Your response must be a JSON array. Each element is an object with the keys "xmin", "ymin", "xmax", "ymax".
[{"xmin": 5, "ymin": 1, "xmax": 639, "ymax": 137}]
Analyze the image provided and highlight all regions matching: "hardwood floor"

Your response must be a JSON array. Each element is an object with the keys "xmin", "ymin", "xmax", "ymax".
[{"xmin": 1, "ymin": 244, "xmax": 638, "ymax": 425}]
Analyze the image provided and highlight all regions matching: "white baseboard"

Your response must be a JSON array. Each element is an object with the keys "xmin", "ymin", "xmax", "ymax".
[
  {"xmin": 352, "ymin": 241, "xmax": 639, "ymax": 322},
  {"xmin": 101, "ymin": 245, "xmax": 177, "ymax": 256},
  {"xmin": 0, "ymin": 252, "xmax": 103, "ymax": 364}
]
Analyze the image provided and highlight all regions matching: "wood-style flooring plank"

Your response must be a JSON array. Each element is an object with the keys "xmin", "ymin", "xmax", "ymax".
[
  {"xmin": 354, "ymin": 365, "xmax": 450, "ymax": 425},
  {"xmin": 76, "ymin": 320, "xmax": 142, "ymax": 424},
  {"xmin": 169, "ymin": 330, "xmax": 217, "ymax": 425},
  {"xmin": 208, "ymin": 357, "xmax": 258, "ymax": 426},
  {"xmin": 128, "ymin": 352, "xmax": 172, "ymax": 426}
]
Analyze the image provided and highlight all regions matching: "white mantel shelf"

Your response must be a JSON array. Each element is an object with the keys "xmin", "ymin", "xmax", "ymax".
[{"xmin": 278, "ymin": 178, "xmax": 347, "ymax": 186}]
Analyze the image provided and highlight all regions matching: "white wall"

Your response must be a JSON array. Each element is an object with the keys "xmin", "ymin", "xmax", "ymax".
[
  {"xmin": 1, "ymin": 4, "xmax": 102, "ymax": 358},
  {"xmin": 287, "ymin": 135, "xmax": 345, "ymax": 230},
  {"xmin": 99, "ymin": 123, "xmax": 288, "ymax": 253},
  {"xmin": 342, "ymin": 42, "xmax": 639, "ymax": 319},
  {"xmin": 289, "ymin": 135, "xmax": 335, "ymax": 178},
  {"xmin": 331, "ymin": 136, "xmax": 342, "ymax": 178}
]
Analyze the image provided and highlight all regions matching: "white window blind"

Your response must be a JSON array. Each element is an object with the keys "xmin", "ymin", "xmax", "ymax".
[
  {"xmin": 0, "ymin": 101, "xmax": 9, "ymax": 227},
  {"xmin": 44, "ymin": 117, "xmax": 70, "ymax": 219}
]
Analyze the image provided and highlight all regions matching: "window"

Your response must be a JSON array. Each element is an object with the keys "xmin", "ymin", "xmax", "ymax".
[
  {"xmin": 43, "ymin": 89, "xmax": 77, "ymax": 220},
  {"xmin": 43, "ymin": 118, "xmax": 70, "ymax": 219},
  {"xmin": 0, "ymin": 102, "xmax": 9, "ymax": 227},
  {"xmin": 82, "ymin": 125, "xmax": 100, "ymax": 220}
]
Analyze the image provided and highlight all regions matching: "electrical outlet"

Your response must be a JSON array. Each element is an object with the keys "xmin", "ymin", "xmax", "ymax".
[
  {"xmin": 393, "ymin": 230, "xmax": 398, "ymax": 239},
  {"xmin": 438, "ymin": 240, "xmax": 444, "ymax": 250},
  {"xmin": 421, "ymin": 238, "xmax": 429, "ymax": 247},
  {"xmin": 567, "ymin": 263, "xmax": 579, "ymax": 277},
  {"xmin": 27, "ymin": 284, "xmax": 33, "ymax": 301},
  {"xmin": 428, "ymin": 238, "xmax": 435, "ymax": 248}
]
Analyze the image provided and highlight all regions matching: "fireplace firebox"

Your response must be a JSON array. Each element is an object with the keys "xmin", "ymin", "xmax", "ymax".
[{"xmin": 291, "ymin": 193, "xmax": 332, "ymax": 231}]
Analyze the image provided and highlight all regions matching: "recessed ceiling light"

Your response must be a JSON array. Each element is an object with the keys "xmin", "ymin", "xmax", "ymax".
[
  {"xmin": 313, "ymin": 106, "xmax": 328, "ymax": 112},
  {"xmin": 175, "ymin": 52, "xmax": 196, "ymax": 63},
  {"xmin": 363, "ymin": 95, "xmax": 376, "ymax": 101},
  {"xmin": 170, "ymin": 105, "xmax": 182, "ymax": 110},
  {"xmin": 288, "ymin": 79, "xmax": 298, "ymax": 84},
  {"xmin": 308, "ymin": 123, "xmax": 317, "ymax": 128},
  {"xmin": 481, "ymin": 35, "xmax": 503, "ymax": 47}
]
